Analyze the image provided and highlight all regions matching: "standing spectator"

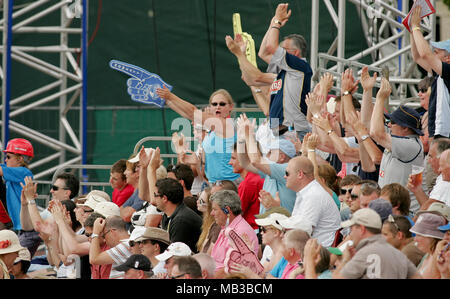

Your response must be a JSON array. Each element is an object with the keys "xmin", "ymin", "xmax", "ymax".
[
  {"xmin": 0, "ymin": 138, "xmax": 34, "ymax": 231},
  {"xmin": 0, "ymin": 229, "xmax": 26, "ymax": 279},
  {"xmin": 156, "ymin": 86, "xmax": 241, "ymax": 185},
  {"xmin": 370, "ymin": 77, "xmax": 424, "ymax": 215},
  {"xmin": 409, "ymin": 6, "xmax": 450, "ymax": 140},
  {"xmin": 210, "ymin": 190, "xmax": 259, "ymax": 278},
  {"xmin": 154, "ymin": 178, "xmax": 202, "ymax": 253},
  {"xmin": 110, "ymin": 159, "xmax": 134, "ymax": 207},
  {"xmin": 115, "ymin": 254, "xmax": 153, "ymax": 279},
  {"xmin": 417, "ymin": 76, "xmax": 435, "ymax": 155},
  {"xmin": 333, "ymin": 208, "xmax": 421, "ymax": 279},
  {"xmin": 89, "ymin": 216, "xmax": 132, "ymax": 279},
  {"xmin": 229, "ymin": 144, "xmax": 264, "ymax": 230},
  {"xmin": 258, "ymin": 3, "xmax": 312, "ymax": 140},
  {"xmin": 410, "ymin": 212, "xmax": 447, "ymax": 278},
  {"xmin": 280, "ymin": 156, "xmax": 341, "ymax": 247}
]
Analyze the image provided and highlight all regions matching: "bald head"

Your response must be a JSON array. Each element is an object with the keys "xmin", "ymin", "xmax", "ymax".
[
  {"xmin": 439, "ymin": 149, "xmax": 450, "ymax": 181},
  {"xmin": 291, "ymin": 156, "xmax": 315, "ymax": 178}
]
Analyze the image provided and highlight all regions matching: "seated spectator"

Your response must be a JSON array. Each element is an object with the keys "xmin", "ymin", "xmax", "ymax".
[
  {"xmin": 89, "ymin": 216, "xmax": 132, "ymax": 279},
  {"xmin": 255, "ymin": 209, "xmax": 290, "ymax": 275},
  {"xmin": 210, "ymin": 179, "xmax": 238, "ymax": 194},
  {"xmin": 132, "ymin": 227, "xmax": 170, "ymax": 276},
  {"xmin": 128, "ymin": 226, "xmax": 146, "ymax": 255},
  {"xmin": 196, "ymin": 187, "xmax": 220, "ymax": 254},
  {"xmin": 437, "ymin": 222, "xmax": 450, "ymax": 278},
  {"xmin": 379, "ymin": 183, "xmax": 412, "ymax": 218},
  {"xmin": 280, "ymin": 229, "xmax": 311, "ymax": 279},
  {"xmin": 83, "ymin": 212, "xmax": 111, "ymax": 279},
  {"xmin": 381, "ymin": 215, "xmax": 425, "ymax": 266},
  {"xmin": 368, "ymin": 198, "xmax": 393, "ymax": 223},
  {"xmin": 9, "ymin": 248, "xmax": 31, "ymax": 279},
  {"xmin": 155, "ymin": 242, "xmax": 192, "ymax": 278},
  {"xmin": 167, "ymin": 163, "xmax": 201, "ymax": 216},
  {"xmin": 110, "ymin": 159, "xmax": 135, "ymax": 207},
  {"xmin": 338, "ymin": 174, "xmax": 361, "ymax": 221},
  {"xmin": 333, "ymin": 208, "xmax": 421, "ymax": 279},
  {"xmin": 0, "ymin": 230, "xmax": 26, "ymax": 279},
  {"xmin": 170, "ymin": 256, "xmax": 203, "ymax": 279},
  {"xmin": 303, "ymin": 238, "xmax": 333, "ymax": 279},
  {"xmin": 116, "ymin": 254, "xmax": 153, "ymax": 279},
  {"xmin": 94, "ymin": 202, "xmax": 121, "ymax": 219},
  {"xmin": 154, "ymin": 178, "xmax": 202, "ymax": 253},
  {"xmin": 210, "ymin": 190, "xmax": 259, "ymax": 278},
  {"xmin": 410, "ymin": 212, "xmax": 447, "ymax": 278},
  {"xmin": 358, "ymin": 180, "xmax": 381, "ymax": 209},
  {"xmin": 192, "ymin": 253, "xmax": 216, "ymax": 279}
]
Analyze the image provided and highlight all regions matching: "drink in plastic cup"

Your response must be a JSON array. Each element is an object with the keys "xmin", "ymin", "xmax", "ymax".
[{"xmin": 411, "ymin": 165, "xmax": 424, "ymax": 187}]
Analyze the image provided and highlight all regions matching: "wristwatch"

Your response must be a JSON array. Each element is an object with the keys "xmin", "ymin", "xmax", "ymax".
[
  {"xmin": 361, "ymin": 135, "xmax": 370, "ymax": 141},
  {"xmin": 327, "ymin": 129, "xmax": 334, "ymax": 135},
  {"xmin": 273, "ymin": 19, "xmax": 282, "ymax": 26},
  {"xmin": 342, "ymin": 90, "xmax": 351, "ymax": 96},
  {"xmin": 91, "ymin": 233, "xmax": 99, "ymax": 239},
  {"xmin": 28, "ymin": 199, "xmax": 36, "ymax": 205}
]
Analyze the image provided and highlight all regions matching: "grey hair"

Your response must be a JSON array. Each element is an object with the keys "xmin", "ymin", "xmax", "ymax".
[
  {"xmin": 193, "ymin": 253, "xmax": 216, "ymax": 278},
  {"xmin": 284, "ymin": 34, "xmax": 308, "ymax": 58},
  {"xmin": 432, "ymin": 138, "xmax": 450, "ymax": 157},
  {"xmin": 210, "ymin": 190, "xmax": 242, "ymax": 216}
]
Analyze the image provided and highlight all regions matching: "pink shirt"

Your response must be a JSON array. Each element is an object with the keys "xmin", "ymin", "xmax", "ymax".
[
  {"xmin": 281, "ymin": 262, "xmax": 305, "ymax": 279},
  {"xmin": 211, "ymin": 214, "xmax": 259, "ymax": 270}
]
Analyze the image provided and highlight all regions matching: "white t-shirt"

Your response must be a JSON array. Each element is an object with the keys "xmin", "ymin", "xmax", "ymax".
[
  {"xmin": 291, "ymin": 180, "xmax": 341, "ymax": 247},
  {"xmin": 429, "ymin": 175, "xmax": 450, "ymax": 206}
]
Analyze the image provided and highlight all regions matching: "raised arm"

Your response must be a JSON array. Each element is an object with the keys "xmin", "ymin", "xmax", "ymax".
[
  {"xmin": 147, "ymin": 147, "xmax": 161, "ymax": 207},
  {"xmin": 138, "ymin": 146, "xmax": 151, "ymax": 203},
  {"xmin": 236, "ymin": 114, "xmax": 263, "ymax": 174},
  {"xmin": 369, "ymin": 77, "xmax": 392, "ymax": 150},
  {"xmin": 359, "ymin": 66, "xmax": 377, "ymax": 129},
  {"xmin": 258, "ymin": 3, "xmax": 291, "ymax": 64},
  {"xmin": 156, "ymin": 86, "xmax": 197, "ymax": 121},
  {"xmin": 226, "ymin": 35, "xmax": 276, "ymax": 87},
  {"xmin": 340, "ymin": 68, "xmax": 360, "ymax": 128},
  {"xmin": 410, "ymin": 6, "xmax": 441, "ymax": 75}
]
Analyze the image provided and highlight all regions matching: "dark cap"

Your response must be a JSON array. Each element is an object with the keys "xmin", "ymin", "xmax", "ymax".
[
  {"xmin": 385, "ymin": 105, "xmax": 423, "ymax": 136},
  {"xmin": 369, "ymin": 198, "xmax": 393, "ymax": 222},
  {"xmin": 115, "ymin": 254, "xmax": 152, "ymax": 272}
]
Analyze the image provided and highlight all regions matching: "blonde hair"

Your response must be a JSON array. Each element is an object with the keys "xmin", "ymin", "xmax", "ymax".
[
  {"xmin": 209, "ymin": 89, "xmax": 234, "ymax": 106},
  {"xmin": 196, "ymin": 187, "xmax": 215, "ymax": 252}
]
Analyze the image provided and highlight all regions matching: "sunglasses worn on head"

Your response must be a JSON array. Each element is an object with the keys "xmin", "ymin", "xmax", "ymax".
[{"xmin": 211, "ymin": 102, "xmax": 227, "ymax": 107}]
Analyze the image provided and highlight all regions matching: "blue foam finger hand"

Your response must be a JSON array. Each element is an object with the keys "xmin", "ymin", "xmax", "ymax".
[{"xmin": 110, "ymin": 59, "xmax": 173, "ymax": 108}]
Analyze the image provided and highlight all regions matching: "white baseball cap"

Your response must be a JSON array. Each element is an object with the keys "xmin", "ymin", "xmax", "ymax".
[
  {"xmin": 278, "ymin": 216, "xmax": 313, "ymax": 235},
  {"xmin": 129, "ymin": 226, "xmax": 146, "ymax": 242},
  {"xmin": 155, "ymin": 242, "xmax": 192, "ymax": 262},
  {"xmin": 255, "ymin": 213, "xmax": 289, "ymax": 231},
  {"xmin": 94, "ymin": 202, "xmax": 120, "ymax": 218}
]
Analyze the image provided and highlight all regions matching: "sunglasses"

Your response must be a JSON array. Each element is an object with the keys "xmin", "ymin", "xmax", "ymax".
[
  {"xmin": 350, "ymin": 193, "xmax": 359, "ymax": 200},
  {"xmin": 128, "ymin": 239, "xmax": 152, "ymax": 247},
  {"xmin": 418, "ymin": 88, "xmax": 428, "ymax": 93},
  {"xmin": 211, "ymin": 102, "xmax": 227, "ymax": 107},
  {"xmin": 340, "ymin": 188, "xmax": 353, "ymax": 194},
  {"xmin": 51, "ymin": 185, "xmax": 69, "ymax": 191},
  {"xmin": 387, "ymin": 214, "xmax": 400, "ymax": 231},
  {"xmin": 171, "ymin": 273, "xmax": 186, "ymax": 279},
  {"xmin": 154, "ymin": 193, "xmax": 163, "ymax": 198}
]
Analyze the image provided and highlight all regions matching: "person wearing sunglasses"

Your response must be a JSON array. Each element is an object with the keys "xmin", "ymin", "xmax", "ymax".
[{"xmin": 156, "ymin": 86, "xmax": 241, "ymax": 186}]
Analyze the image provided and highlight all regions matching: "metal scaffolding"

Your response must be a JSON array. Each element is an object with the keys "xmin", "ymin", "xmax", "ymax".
[
  {"xmin": 310, "ymin": 0, "xmax": 437, "ymax": 110},
  {"xmin": 0, "ymin": 0, "xmax": 88, "ymax": 180}
]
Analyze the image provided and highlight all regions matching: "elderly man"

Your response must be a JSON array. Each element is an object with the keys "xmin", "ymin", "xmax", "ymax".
[
  {"xmin": 279, "ymin": 156, "xmax": 340, "ymax": 247},
  {"xmin": 209, "ymin": 190, "xmax": 259, "ymax": 278}
]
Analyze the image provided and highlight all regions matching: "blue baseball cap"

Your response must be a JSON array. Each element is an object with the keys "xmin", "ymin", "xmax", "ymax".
[
  {"xmin": 385, "ymin": 105, "xmax": 423, "ymax": 136},
  {"xmin": 438, "ymin": 223, "xmax": 450, "ymax": 232},
  {"xmin": 268, "ymin": 138, "xmax": 296, "ymax": 158},
  {"xmin": 430, "ymin": 39, "xmax": 450, "ymax": 53}
]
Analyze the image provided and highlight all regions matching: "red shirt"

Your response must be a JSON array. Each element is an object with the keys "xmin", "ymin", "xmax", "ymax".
[
  {"xmin": 91, "ymin": 243, "xmax": 112, "ymax": 279},
  {"xmin": 112, "ymin": 184, "xmax": 134, "ymax": 207},
  {"xmin": 0, "ymin": 201, "xmax": 11, "ymax": 224},
  {"xmin": 238, "ymin": 172, "xmax": 264, "ymax": 229}
]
